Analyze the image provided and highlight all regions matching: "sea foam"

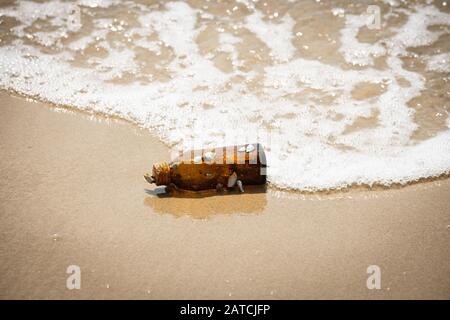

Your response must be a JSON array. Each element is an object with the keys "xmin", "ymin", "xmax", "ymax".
[{"xmin": 0, "ymin": 0, "xmax": 449, "ymax": 191}]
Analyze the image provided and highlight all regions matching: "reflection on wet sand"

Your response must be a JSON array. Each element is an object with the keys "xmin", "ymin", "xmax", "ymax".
[{"xmin": 144, "ymin": 185, "xmax": 267, "ymax": 218}]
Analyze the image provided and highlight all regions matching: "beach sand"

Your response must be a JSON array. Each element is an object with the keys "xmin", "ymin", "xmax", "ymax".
[{"xmin": 0, "ymin": 91, "xmax": 449, "ymax": 299}]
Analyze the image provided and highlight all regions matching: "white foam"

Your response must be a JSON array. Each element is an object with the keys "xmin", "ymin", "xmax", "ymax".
[
  {"xmin": 389, "ymin": 5, "xmax": 450, "ymax": 54},
  {"xmin": 426, "ymin": 53, "xmax": 450, "ymax": 73},
  {"xmin": 78, "ymin": 0, "xmax": 118, "ymax": 8},
  {"xmin": 1, "ymin": 0, "xmax": 450, "ymax": 191},
  {"xmin": 245, "ymin": 10, "xmax": 295, "ymax": 62},
  {"xmin": 331, "ymin": 8, "xmax": 345, "ymax": 18},
  {"xmin": 339, "ymin": 14, "xmax": 386, "ymax": 66}
]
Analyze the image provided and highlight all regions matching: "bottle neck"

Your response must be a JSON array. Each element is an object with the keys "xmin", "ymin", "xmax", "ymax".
[{"xmin": 152, "ymin": 162, "xmax": 171, "ymax": 186}]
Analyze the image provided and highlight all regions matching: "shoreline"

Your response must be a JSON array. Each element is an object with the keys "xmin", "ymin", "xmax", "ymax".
[
  {"xmin": 2, "ymin": 89, "xmax": 450, "ymax": 195},
  {"xmin": 0, "ymin": 91, "xmax": 449, "ymax": 299}
]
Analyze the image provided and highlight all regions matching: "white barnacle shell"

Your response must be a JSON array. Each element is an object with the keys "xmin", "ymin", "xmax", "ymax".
[
  {"xmin": 193, "ymin": 155, "xmax": 202, "ymax": 164},
  {"xmin": 237, "ymin": 180, "xmax": 244, "ymax": 193},
  {"xmin": 227, "ymin": 172, "xmax": 238, "ymax": 188},
  {"xmin": 245, "ymin": 144, "xmax": 255, "ymax": 153},
  {"xmin": 203, "ymin": 151, "xmax": 216, "ymax": 163}
]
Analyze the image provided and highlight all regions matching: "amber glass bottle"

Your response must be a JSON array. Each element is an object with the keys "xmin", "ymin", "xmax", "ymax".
[{"xmin": 144, "ymin": 143, "xmax": 267, "ymax": 191}]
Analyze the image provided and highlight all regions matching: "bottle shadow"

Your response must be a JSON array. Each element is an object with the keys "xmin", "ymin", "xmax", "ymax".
[
  {"xmin": 143, "ymin": 185, "xmax": 268, "ymax": 218},
  {"xmin": 145, "ymin": 184, "xmax": 267, "ymax": 198}
]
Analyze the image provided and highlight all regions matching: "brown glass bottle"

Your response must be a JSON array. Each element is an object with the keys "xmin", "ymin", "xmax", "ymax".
[{"xmin": 144, "ymin": 143, "xmax": 267, "ymax": 191}]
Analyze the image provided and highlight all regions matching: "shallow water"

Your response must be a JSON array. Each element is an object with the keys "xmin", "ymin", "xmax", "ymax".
[{"xmin": 0, "ymin": 0, "xmax": 449, "ymax": 190}]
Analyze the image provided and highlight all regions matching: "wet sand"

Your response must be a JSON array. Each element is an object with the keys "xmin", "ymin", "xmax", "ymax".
[{"xmin": 0, "ymin": 91, "xmax": 449, "ymax": 299}]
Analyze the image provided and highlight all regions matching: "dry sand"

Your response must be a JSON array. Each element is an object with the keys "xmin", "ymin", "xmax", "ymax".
[{"xmin": 0, "ymin": 91, "xmax": 449, "ymax": 299}]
